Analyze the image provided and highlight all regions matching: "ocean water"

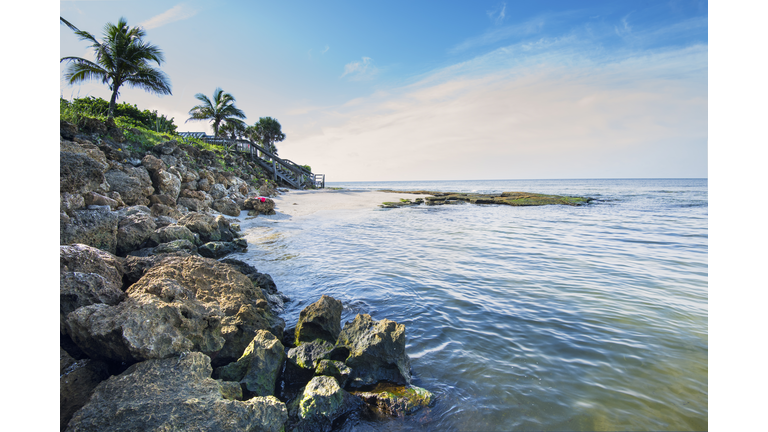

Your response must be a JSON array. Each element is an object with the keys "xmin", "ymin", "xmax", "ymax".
[{"xmin": 240, "ymin": 179, "xmax": 708, "ymax": 431}]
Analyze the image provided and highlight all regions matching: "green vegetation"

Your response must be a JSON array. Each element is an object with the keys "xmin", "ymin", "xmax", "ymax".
[
  {"xmin": 187, "ymin": 88, "xmax": 246, "ymax": 137},
  {"xmin": 60, "ymin": 17, "xmax": 172, "ymax": 117},
  {"xmin": 247, "ymin": 117, "xmax": 285, "ymax": 155},
  {"xmin": 60, "ymin": 96, "xmax": 176, "ymax": 133}
]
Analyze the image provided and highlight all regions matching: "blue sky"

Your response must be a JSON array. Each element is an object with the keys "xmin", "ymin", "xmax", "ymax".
[{"xmin": 59, "ymin": 0, "xmax": 708, "ymax": 181}]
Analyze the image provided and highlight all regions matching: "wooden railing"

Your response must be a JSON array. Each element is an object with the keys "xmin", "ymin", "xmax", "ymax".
[{"xmin": 182, "ymin": 135, "xmax": 324, "ymax": 190}]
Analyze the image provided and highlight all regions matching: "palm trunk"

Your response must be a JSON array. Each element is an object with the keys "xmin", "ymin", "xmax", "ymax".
[{"xmin": 108, "ymin": 86, "xmax": 119, "ymax": 118}]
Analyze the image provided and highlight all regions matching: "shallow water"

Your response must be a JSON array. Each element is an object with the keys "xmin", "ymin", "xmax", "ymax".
[{"xmin": 240, "ymin": 179, "xmax": 707, "ymax": 431}]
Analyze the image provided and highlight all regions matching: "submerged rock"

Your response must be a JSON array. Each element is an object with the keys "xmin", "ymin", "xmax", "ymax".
[
  {"xmin": 352, "ymin": 383, "xmax": 435, "ymax": 417},
  {"xmin": 295, "ymin": 295, "xmax": 343, "ymax": 345},
  {"xmin": 331, "ymin": 314, "xmax": 412, "ymax": 388},
  {"xmin": 288, "ymin": 376, "xmax": 364, "ymax": 432},
  {"xmin": 65, "ymin": 352, "xmax": 288, "ymax": 432}
]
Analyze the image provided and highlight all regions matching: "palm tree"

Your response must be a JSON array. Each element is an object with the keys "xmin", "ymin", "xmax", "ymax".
[
  {"xmin": 250, "ymin": 117, "xmax": 286, "ymax": 155},
  {"xmin": 186, "ymin": 88, "xmax": 247, "ymax": 137},
  {"xmin": 218, "ymin": 118, "xmax": 248, "ymax": 139},
  {"xmin": 60, "ymin": 17, "xmax": 172, "ymax": 118}
]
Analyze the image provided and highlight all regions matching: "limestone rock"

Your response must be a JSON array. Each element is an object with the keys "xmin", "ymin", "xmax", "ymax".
[
  {"xmin": 296, "ymin": 295, "xmax": 343, "ymax": 345},
  {"xmin": 244, "ymin": 196, "xmax": 276, "ymax": 215},
  {"xmin": 198, "ymin": 240, "xmax": 246, "ymax": 259},
  {"xmin": 83, "ymin": 192, "xmax": 118, "ymax": 210},
  {"xmin": 152, "ymin": 239, "xmax": 198, "ymax": 255},
  {"xmin": 288, "ymin": 376, "xmax": 364, "ymax": 432},
  {"xmin": 65, "ymin": 353, "xmax": 288, "ymax": 432},
  {"xmin": 104, "ymin": 166, "xmax": 154, "ymax": 206},
  {"xmin": 213, "ymin": 197, "xmax": 241, "ymax": 217},
  {"xmin": 140, "ymin": 154, "xmax": 165, "ymax": 173},
  {"xmin": 60, "ymin": 140, "xmax": 110, "ymax": 195},
  {"xmin": 147, "ymin": 224, "xmax": 196, "ymax": 247},
  {"xmin": 214, "ymin": 330, "xmax": 286, "ymax": 397},
  {"xmin": 60, "ymin": 209, "xmax": 119, "ymax": 254},
  {"xmin": 315, "ymin": 360, "xmax": 352, "ymax": 388},
  {"xmin": 148, "ymin": 193, "xmax": 176, "ymax": 207},
  {"xmin": 149, "ymin": 203, "xmax": 182, "ymax": 219},
  {"xmin": 210, "ymin": 183, "xmax": 227, "ymax": 200},
  {"xmin": 150, "ymin": 169, "xmax": 181, "ymax": 201},
  {"xmin": 352, "ymin": 383, "xmax": 435, "ymax": 417},
  {"xmin": 60, "ymin": 357, "xmax": 110, "ymax": 431},
  {"xmin": 116, "ymin": 212, "xmax": 156, "ymax": 256},
  {"xmin": 177, "ymin": 196, "xmax": 205, "ymax": 212},
  {"xmin": 331, "ymin": 314, "xmax": 412, "ymax": 388},
  {"xmin": 285, "ymin": 339, "xmax": 335, "ymax": 387}
]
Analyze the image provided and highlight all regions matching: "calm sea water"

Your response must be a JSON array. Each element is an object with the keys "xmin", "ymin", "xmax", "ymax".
[{"xmin": 240, "ymin": 179, "xmax": 708, "ymax": 431}]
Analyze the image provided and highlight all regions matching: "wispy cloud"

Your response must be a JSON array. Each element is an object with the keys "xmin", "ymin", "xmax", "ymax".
[
  {"xmin": 139, "ymin": 4, "xmax": 197, "ymax": 30},
  {"xmin": 341, "ymin": 57, "xmax": 378, "ymax": 80},
  {"xmin": 450, "ymin": 15, "xmax": 547, "ymax": 53},
  {"xmin": 615, "ymin": 15, "xmax": 633, "ymax": 37},
  {"xmin": 487, "ymin": 2, "xmax": 507, "ymax": 25},
  {"xmin": 321, "ymin": 45, "xmax": 330, "ymax": 54}
]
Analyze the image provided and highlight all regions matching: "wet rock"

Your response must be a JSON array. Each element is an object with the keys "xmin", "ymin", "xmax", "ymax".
[
  {"xmin": 315, "ymin": 360, "xmax": 352, "ymax": 388},
  {"xmin": 116, "ymin": 212, "xmax": 156, "ymax": 256},
  {"xmin": 331, "ymin": 314, "xmax": 412, "ymax": 388},
  {"xmin": 352, "ymin": 383, "xmax": 435, "ymax": 417},
  {"xmin": 65, "ymin": 352, "xmax": 288, "ymax": 432},
  {"xmin": 244, "ymin": 196, "xmax": 276, "ymax": 215},
  {"xmin": 296, "ymin": 295, "xmax": 343, "ymax": 345},
  {"xmin": 60, "ymin": 209, "xmax": 119, "ymax": 254},
  {"xmin": 198, "ymin": 240, "xmax": 245, "ymax": 259},
  {"xmin": 288, "ymin": 376, "xmax": 364, "ymax": 432},
  {"xmin": 177, "ymin": 212, "xmax": 237, "ymax": 243},
  {"xmin": 285, "ymin": 339, "xmax": 335, "ymax": 387},
  {"xmin": 214, "ymin": 330, "xmax": 286, "ymax": 397}
]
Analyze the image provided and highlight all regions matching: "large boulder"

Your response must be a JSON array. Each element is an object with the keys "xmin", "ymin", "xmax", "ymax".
[
  {"xmin": 244, "ymin": 197, "xmax": 276, "ymax": 215},
  {"xmin": 285, "ymin": 339, "xmax": 335, "ymax": 387},
  {"xmin": 210, "ymin": 183, "xmax": 228, "ymax": 200},
  {"xmin": 60, "ymin": 209, "xmax": 119, "ymax": 254},
  {"xmin": 295, "ymin": 295, "xmax": 343, "ymax": 345},
  {"xmin": 331, "ymin": 314, "xmax": 412, "ymax": 388},
  {"xmin": 177, "ymin": 213, "xmax": 238, "ymax": 243},
  {"xmin": 213, "ymin": 197, "xmax": 241, "ymax": 217},
  {"xmin": 60, "ymin": 349, "xmax": 110, "ymax": 431},
  {"xmin": 140, "ymin": 154, "xmax": 165, "ymax": 173},
  {"xmin": 315, "ymin": 360, "xmax": 352, "ymax": 388},
  {"xmin": 150, "ymin": 169, "xmax": 181, "ymax": 201},
  {"xmin": 64, "ymin": 352, "xmax": 288, "ymax": 432},
  {"xmin": 147, "ymin": 224, "xmax": 197, "ymax": 247},
  {"xmin": 198, "ymin": 240, "xmax": 247, "ymax": 259},
  {"xmin": 214, "ymin": 330, "xmax": 286, "ymax": 397},
  {"xmin": 116, "ymin": 212, "xmax": 156, "ymax": 256},
  {"xmin": 60, "ymin": 139, "xmax": 110, "ymax": 195},
  {"xmin": 288, "ymin": 376, "xmax": 364, "ymax": 432},
  {"xmin": 66, "ymin": 255, "xmax": 283, "ymax": 365},
  {"xmin": 104, "ymin": 165, "xmax": 154, "ymax": 206},
  {"xmin": 60, "ymin": 244, "xmax": 126, "ymax": 334}
]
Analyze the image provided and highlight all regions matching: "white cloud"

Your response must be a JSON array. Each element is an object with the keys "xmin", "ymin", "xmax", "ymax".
[
  {"xmin": 341, "ymin": 57, "xmax": 377, "ymax": 80},
  {"xmin": 139, "ymin": 4, "xmax": 197, "ymax": 30},
  {"xmin": 322, "ymin": 45, "xmax": 330, "ymax": 54},
  {"xmin": 487, "ymin": 3, "xmax": 507, "ymax": 25},
  {"xmin": 281, "ymin": 42, "xmax": 707, "ymax": 182},
  {"xmin": 450, "ymin": 15, "xmax": 546, "ymax": 53}
]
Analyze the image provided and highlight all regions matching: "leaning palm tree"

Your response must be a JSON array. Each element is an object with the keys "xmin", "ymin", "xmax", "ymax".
[
  {"xmin": 60, "ymin": 17, "xmax": 172, "ymax": 118},
  {"xmin": 186, "ymin": 88, "xmax": 247, "ymax": 137}
]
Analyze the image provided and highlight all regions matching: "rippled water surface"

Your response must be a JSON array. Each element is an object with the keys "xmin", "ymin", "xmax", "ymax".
[{"xmin": 240, "ymin": 179, "xmax": 707, "ymax": 431}]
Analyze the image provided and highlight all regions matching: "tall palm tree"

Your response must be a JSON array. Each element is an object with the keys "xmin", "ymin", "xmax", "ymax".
[
  {"xmin": 60, "ymin": 17, "xmax": 172, "ymax": 118},
  {"xmin": 186, "ymin": 88, "xmax": 247, "ymax": 137},
  {"xmin": 218, "ymin": 118, "xmax": 248, "ymax": 139}
]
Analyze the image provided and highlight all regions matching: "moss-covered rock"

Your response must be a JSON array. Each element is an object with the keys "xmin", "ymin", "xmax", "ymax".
[
  {"xmin": 295, "ymin": 295, "xmax": 343, "ymax": 345},
  {"xmin": 353, "ymin": 383, "xmax": 435, "ymax": 417},
  {"xmin": 288, "ymin": 376, "xmax": 364, "ymax": 432},
  {"xmin": 214, "ymin": 330, "xmax": 286, "ymax": 397}
]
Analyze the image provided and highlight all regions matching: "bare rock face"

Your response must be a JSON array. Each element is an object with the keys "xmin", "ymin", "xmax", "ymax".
[
  {"xmin": 214, "ymin": 330, "xmax": 286, "ymax": 397},
  {"xmin": 60, "ymin": 209, "xmax": 119, "ymax": 254},
  {"xmin": 296, "ymin": 295, "xmax": 343, "ymax": 345},
  {"xmin": 60, "ymin": 244, "xmax": 126, "ymax": 335},
  {"xmin": 331, "ymin": 314, "xmax": 412, "ymax": 388},
  {"xmin": 105, "ymin": 165, "xmax": 154, "ymax": 206},
  {"xmin": 66, "ymin": 255, "xmax": 283, "ymax": 365},
  {"xmin": 64, "ymin": 352, "xmax": 288, "ymax": 432},
  {"xmin": 116, "ymin": 212, "xmax": 156, "ymax": 256},
  {"xmin": 60, "ymin": 139, "xmax": 110, "ymax": 195}
]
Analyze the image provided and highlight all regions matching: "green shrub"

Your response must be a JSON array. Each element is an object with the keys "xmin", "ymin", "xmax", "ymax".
[{"xmin": 60, "ymin": 96, "xmax": 177, "ymax": 133}]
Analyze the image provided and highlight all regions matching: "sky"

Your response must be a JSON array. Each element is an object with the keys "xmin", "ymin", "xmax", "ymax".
[{"xmin": 59, "ymin": 0, "xmax": 709, "ymax": 181}]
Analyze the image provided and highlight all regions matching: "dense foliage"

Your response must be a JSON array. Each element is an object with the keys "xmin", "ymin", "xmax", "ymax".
[{"xmin": 60, "ymin": 96, "xmax": 177, "ymax": 133}]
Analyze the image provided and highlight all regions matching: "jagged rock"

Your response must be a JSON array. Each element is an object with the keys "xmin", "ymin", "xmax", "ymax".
[
  {"xmin": 285, "ymin": 339, "xmax": 335, "ymax": 387},
  {"xmin": 331, "ymin": 314, "xmax": 412, "ymax": 388},
  {"xmin": 352, "ymin": 383, "xmax": 435, "ymax": 417},
  {"xmin": 153, "ymin": 239, "xmax": 197, "ymax": 255},
  {"xmin": 210, "ymin": 183, "xmax": 227, "ymax": 200},
  {"xmin": 315, "ymin": 360, "xmax": 352, "ymax": 388},
  {"xmin": 296, "ymin": 295, "xmax": 343, "ymax": 345},
  {"xmin": 104, "ymin": 165, "xmax": 154, "ymax": 206},
  {"xmin": 150, "ymin": 169, "xmax": 181, "ymax": 201},
  {"xmin": 288, "ymin": 376, "xmax": 364, "ymax": 432},
  {"xmin": 217, "ymin": 379, "xmax": 243, "ymax": 400},
  {"xmin": 198, "ymin": 241, "xmax": 243, "ymax": 259},
  {"xmin": 258, "ymin": 184, "xmax": 277, "ymax": 197},
  {"xmin": 84, "ymin": 192, "xmax": 118, "ymax": 210},
  {"xmin": 150, "ymin": 203, "xmax": 182, "ymax": 219},
  {"xmin": 116, "ymin": 212, "xmax": 156, "ymax": 256},
  {"xmin": 60, "ymin": 140, "xmax": 110, "ymax": 195},
  {"xmin": 152, "ymin": 215, "xmax": 177, "ymax": 229},
  {"xmin": 60, "ymin": 353, "xmax": 110, "ymax": 431},
  {"xmin": 177, "ymin": 213, "xmax": 238, "ymax": 243},
  {"xmin": 197, "ymin": 177, "xmax": 212, "ymax": 192},
  {"xmin": 148, "ymin": 193, "xmax": 176, "ymax": 207},
  {"xmin": 177, "ymin": 196, "xmax": 205, "ymax": 211},
  {"xmin": 141, "ymin": 154, "xmax": 166, "ymax": 174},
  {"xmin": 60, "ymin": 209, "xmax": 119, "ymax": 254},
  {"xmin": 60, "ymin": 192, "xmax": 85, "ymax": 214},
  {"xmin": 121, "ymin": 253, "xmax": 187, "ymax": 287},
  {"xmin": 213, "ymin": 197, "xmax": 241, "ymax": 217},
  {"xmin": 214, "ymin": 330, "xmax": 286, "ymax": 397},
  {"xmin": 60, "ymin": 120, "xmax": 78, "ymax": 140},
  {"xmin": 64, "ymin": 353, "xmax": 288, "ymax": 432},
  {"xmin": 244, "ymin": 197, "xmax": 276, "ymax": 215},
  {"xmin": 67, "ymin": 255, "xmax": 283, "ymax": 364},
  {"xmin": 147, "ymin": 224, "xmax": 197, "ymax": 247}
]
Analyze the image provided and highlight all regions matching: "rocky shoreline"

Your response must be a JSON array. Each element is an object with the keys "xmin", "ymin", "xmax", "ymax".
[
  {"xmin": 379, "ymin": 189, "xmax": 593, "ymax": 208},
  {"xmin": 59, "ymin": 119, "xmax": 433, "ymax": 431}
]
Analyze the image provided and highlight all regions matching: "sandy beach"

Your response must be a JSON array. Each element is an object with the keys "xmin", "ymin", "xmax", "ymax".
[{"xmin": 265, "ymin": 189, "xmax": 429, "ymax": 219}]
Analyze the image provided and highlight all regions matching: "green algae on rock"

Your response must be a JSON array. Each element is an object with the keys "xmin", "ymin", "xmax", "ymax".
[
  {"xmin": 379, "ymin": 190, "xmax": 592, "ymax": 208},
  {"xmin": 352, "ymin": 382, "xmax": 435, "ymax": 417}
]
